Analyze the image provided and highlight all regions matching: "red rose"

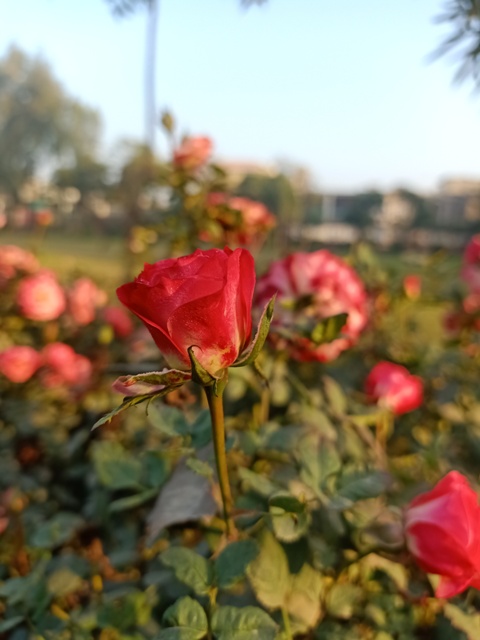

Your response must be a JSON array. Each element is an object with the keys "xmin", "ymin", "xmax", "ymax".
[
  {"xmin": 173, "ymin": 136, "xmax": 212, "ymax": 170},
  {"xmin": 364, "ymin": 361, "xmax": 423, "ymax": 415},
  {"xmin": 405, "ymin": 471, "xmax": 480, "ymax": 598},
  {"xmin": 0, "ymin": 346, "xmax": 41, "ymax": 383},
  {"xmin": 68, "ymin": 277, "xmax": 107, "ymax": 326},
  {"xmin": 461, "ymin": 235, "xmax": 480, "ymax": 294},
  {"xmin": 41, "ymin": 342, "xmax": 92, "ymax": 389},
  {"xmin": 103, "ymin": 306, "xmax": 134, "ymax": 338},
  {"xmin": 117, "ymin": 248, "xmax": 255, "ymax": 376},
  {"xmin": 255, "ymin": 250, "xmax": 368, "ymax": 362}
]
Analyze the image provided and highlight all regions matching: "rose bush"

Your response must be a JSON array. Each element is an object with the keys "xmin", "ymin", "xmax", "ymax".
[
  {"xmin": 405, "ymin": 471, "xmax": 480, "ymax": 598},
  {"xmin": 255, "ymin": 249, "xmax": 368, "ymax": 362},
  {"xmin": 117, "ymin": 247, "xmax": 256, "ymax": 376},
  {"xmin": 364, "ymin": 361, "xmax": 423, "ymax": 415}
]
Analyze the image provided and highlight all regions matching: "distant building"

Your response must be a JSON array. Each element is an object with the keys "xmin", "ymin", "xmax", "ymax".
[{"xmin": 436, "ymin": 178, "xmax": 480, "ymax": 227}]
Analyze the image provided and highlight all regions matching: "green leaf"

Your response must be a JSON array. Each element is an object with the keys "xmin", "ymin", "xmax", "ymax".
[
  {"xmin": 246, "ymin": 529, "xmax": 290, "ymax": 609},
  {"xmin": 156, "ymin": 630, "xmax": 207, "ymax": 640},
  {"xmin": 92, "ymin": 383, "xmax": 185, "ymax": 430},
  {"xmin": 238, "ymin": 468, "xmax": 279, "ymax": 498},
  {"xmin": 214, "ymin": 540, "xmax": 260, "ymax": 589},
  {"xmin": 31, "ymin": 512, "xmax": 83, "ymax": 549},
  {"xmin": 298, "ymin": 435, "xmax": 341, "ymax": 498},
  {"xmin": 286, "ymin": 564, "xmax": 324, "ymax": 628},
  {"xmin": 326, "ymin": 584, "xmax": 363, "ymax": 620},
  {"xmin": 186, "ymin": 457, "xmax": 214, "ymax": 479},
  {"xmin": 322, "ymin": 376, "xmax": 347, "ymax": 415},
  {"xmin": 233, "ymin": 295, "xmax": 276, "ymax": 368},
  {"xmin": 310, "ymin": 313, "xmax": 349, "ymax": 345},
  {"xmin": 92, "ymin": 441, "xmax": 143, "ymax": 490},
  {"xmin": 270, "ymin": 505, "xmax": 310, "ymax": 543},
  {"xmin": 47, "ymin": 568, "xmax": 83, "ymax": 597},
  {"xmin": 160, "ymin": 597, "xmax": 208, "ymax": 640},
  {"xmin": 144, "ymin": 451, "xmax": 170, "ymax": 489},
  {"xmin": 335, "ymin": 471, "xmax": 392, "ymax": 505},
  {"xmin": 0, "ymin": 617, "xmax": 25, "ymax": 633},
  {"xmin": 211, "ymin": 606, "xmax": 277, "ymax": 640},
  {"xmin": 269, "ymin": 493, "xmax": 306, "ymax": 514},
  {"xmin": 161, "ymin": 547, "xmax": 213, "ymax": 596},
  {"xmin": 444, "ymin": 603, "xmax": 480, "ymax": 640},
  {"xmin": 147, "ymin": 404, "xmax": 189, "ymax": 438},
  {"xmin": 109, "ymin": 488, "xmax": 158, "ymax": 513}
]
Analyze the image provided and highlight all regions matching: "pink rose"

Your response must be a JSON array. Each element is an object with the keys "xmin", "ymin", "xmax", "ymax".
[
  {"xmin": 0, "ymin": 245, "xmax": 39, "ymax": 282},
  {"xmin": 69, "ymin": 277, "xmax": 107, "ymax": 326},
  {"xmin": 0, "ymin": 346, "xmax": 41, "ymax": 383},
  {"xmin": 103, "ymin": 306, "xmax": 134, "ymax": 338},
  {"xmin": 405, "ymin": 471, "xmax": 480, "ymax": 598},
  {"xmin": 461, "ymin": 235, "xmax": 480, "ymax": 293},
  {"xmin": 173, "ymin": 136, "xmax": 212, "ymax": 170},
  {"xmin": 403, "ymin": 275, "xmax": 421, "ymax": 300},
  {"xmin": 17, "ymin": 271, "xmax": 66, "ymax": 321},
  {"xmin": 255, "ymin": 250, "xmax": 368, "ymax": 362},
  {"xmin": 41, "ymin": 342, "xmax": 92, "ymax": 388},
  {"xmin": 117, "ymin": 247, "xmax": 255, "ymax": 376},
  {"xmin": 364, "ymin": 361, "xmax": 423, "ymax": 415},
  {"xmin": 206, "ymin": 193, "xmax": 276, "ymax": 245}
]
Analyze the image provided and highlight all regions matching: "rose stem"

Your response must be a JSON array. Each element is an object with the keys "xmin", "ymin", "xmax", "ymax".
[{"xmin": 204, "ymin": 386, "xmax": 236, "ymax": 538}]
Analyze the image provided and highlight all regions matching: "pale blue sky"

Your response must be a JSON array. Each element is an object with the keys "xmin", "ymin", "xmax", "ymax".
[{"xmin": 2, "ymin": 0, "xmax": 480, "ymax": 192}]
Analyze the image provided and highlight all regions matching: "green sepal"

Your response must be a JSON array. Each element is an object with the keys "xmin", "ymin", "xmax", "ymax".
[
  {"xmin": 233, "ymin": 294, "xmax": 276, "ymax": 368},
  {"xmin": 188, "ymin": 346, "xmax": 217, "ymax": 387},
  {"xmin": 92, "ymin": 386, "xmax": 183, "ymax": 431}
]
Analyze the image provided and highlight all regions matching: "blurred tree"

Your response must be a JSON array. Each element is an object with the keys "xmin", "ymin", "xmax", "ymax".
[
  {"xmin": 343, "ymin": 191, "xmax": 383, "ymax": 227},
  {"xmin": 54, "ymin": 158, "xmax": 109, "ymax": 193},
  {"xmin": 434, "ymin": 1, "xmax": 480, "ymax": 86},
  {"xmin": 0, "ymin": 46, "xmax": 101, "ymax": 199}
]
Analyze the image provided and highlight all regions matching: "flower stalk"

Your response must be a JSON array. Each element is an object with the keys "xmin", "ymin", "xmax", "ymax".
[{"xmin": 204, "ymin": 384, "xmax": 236, "ymax": 538}]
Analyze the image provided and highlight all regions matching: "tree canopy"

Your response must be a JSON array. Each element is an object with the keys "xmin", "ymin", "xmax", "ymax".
[{"xmin": 0, "ymin": 46, "xmax": 102, "ymax": 198}]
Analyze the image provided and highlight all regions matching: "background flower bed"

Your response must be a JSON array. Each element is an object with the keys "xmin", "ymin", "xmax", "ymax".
[{"xmin": 1, "ymin": 144, "xmax": 480, "ymax": 639}]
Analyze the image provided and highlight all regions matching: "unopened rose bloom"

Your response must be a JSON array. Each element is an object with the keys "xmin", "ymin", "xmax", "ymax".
[
  {"xmin": 0, "ymin": 346, "xmax": 41, "ymax": 383},
  {"xmin": 364, "ymin": 361, "xmax": 423, "ymax": 415},
  {"xmin": 117, "ymin": 247, "xmax": 255, "ymax": 376},
  {"xmin": 173, "ymin": 136, "xmax": 212, "ymax": 170},
  {"xmin": 68, "ymin": 277, "xmax": 107, "ymax": 325},
  {"xmin": 206, "ymin": 193, "xmax": 276, "ymax": 245},
  {"xmin": 255, "ymin": 250, "xmax": 368, "ymax": 362},
  {"xmin": 405, "ymin": 471, "xmax": 480, "ymax": 598},
  {"xmin": 461, "ymin": 235, "xmax": 480, "ymax": 294},
  {"xmin": 403, "ymin": 274, "xmax": 421, "ymax": 300},
  {"xmin": 41, "ymin": 342, "xmax": 92, "ymax": 388},
  {"xmin": 103, "ymin": 306, "xmax": 134, "ymax": 338},
  {"xmin": 17, "ymin": 271, "xmax": 66, "ymax": 321}
]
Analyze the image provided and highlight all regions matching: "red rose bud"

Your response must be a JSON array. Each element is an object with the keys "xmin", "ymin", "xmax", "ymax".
[
  {"xmin": 173, "ymin": 136, "xmax": 212, "ymax": 170},
  {"xmin": 405, "ymin": 471, "xmax": 480, "ymax": 598},
  {"xmin": 255, "ymin": 250, "xmax": 368, "ymax": 362},
  {"xmin": 117, "ymin": 248, "xmax": 256, "ymax": 377},
  {"xmin": 403, "ymin": 275, "xmax": 421, "ymax": 300},
  {"xmin": 364, "ymin": 361, "xmax": 423, "ymax": 416}
]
